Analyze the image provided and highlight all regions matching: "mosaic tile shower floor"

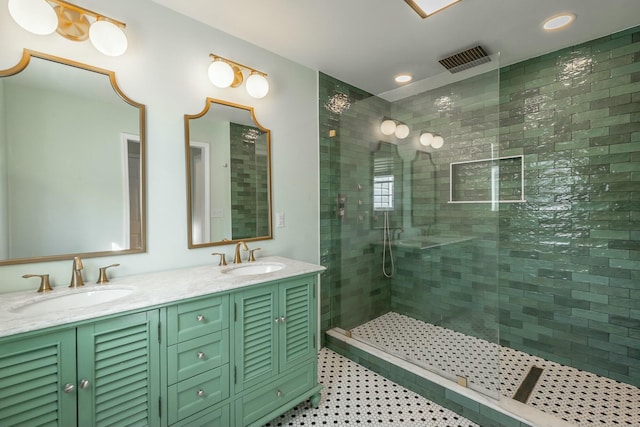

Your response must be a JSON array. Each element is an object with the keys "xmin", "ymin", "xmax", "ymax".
[
  {"xmin": 350, "ymin": 312, "xmax": 640, "ymax": 427},
  {"xmin": 264, "ymin": 347, "xmax": 478, "ymax": 427}
]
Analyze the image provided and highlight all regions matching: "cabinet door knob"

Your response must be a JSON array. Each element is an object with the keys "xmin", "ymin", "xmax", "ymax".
[
  {"xmin": 197, "ymin": 389, "xmax": 205, "ymax": 397},
  {"xmin": 196, "ymin": 314, "xmax": 205, "ymax": 322},
  {"xmin": 276, "ymin": 390, "xmax": 283, "ymax": 397},
  {"xmin": 274, "ymin": 317, "xmax": 280, "ymax": 323},
  {"xmin": 197, "ymin": 351, "xmax": 205, "ymax": 360},
  {"xmin": 63, "ymin": 383, "xmax": 75, "ymax": 393},
  {"xmin": 280, "ymin": 316, "xmax": 287, "ymax": 323},
  {"xmin": 79, "ymin": 379, "xmax": 90, "ymax": 389}
]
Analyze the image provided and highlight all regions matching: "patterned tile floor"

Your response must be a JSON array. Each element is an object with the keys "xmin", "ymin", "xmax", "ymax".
[
  {"xmin": 264, "ymin": 348, "xmax": 478, "ymax": 427},
  {"xmin": 350, "ymin": 312, "xmax": 640, "ymax": 427}
]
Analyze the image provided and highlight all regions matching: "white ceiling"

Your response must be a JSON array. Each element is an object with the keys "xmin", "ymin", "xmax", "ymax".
[{"xmin": 151, "ymin": 0, "xmax": 640, "ymax": 95}]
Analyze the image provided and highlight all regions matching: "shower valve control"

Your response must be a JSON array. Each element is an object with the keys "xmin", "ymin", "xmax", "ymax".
[{"xmin": 337, "ymin": 194, "xmax": 347, "ymax": 219}]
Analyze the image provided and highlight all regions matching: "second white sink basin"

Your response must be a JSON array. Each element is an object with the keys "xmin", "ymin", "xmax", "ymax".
[
  {"xmin": 10, "ymin": 287, "xmax": 134, "ymax": 314},
  {"xmin": 222, "ymin": 262, "xmax": 285, "ymax": 276}
]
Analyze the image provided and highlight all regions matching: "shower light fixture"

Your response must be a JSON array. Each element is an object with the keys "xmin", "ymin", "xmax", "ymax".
[
  {"xmin": 405, "ymin": 0, "xmax": 462, "ymax": 19},
  {"xmin": 208, "ymin": 54, "xmax": 270, "ymax": 99},
  {"xmin": 395, "ymin": 74, "xmax": 413, "ymax": 83},
  {"xmin": 8, "ymin": 0, "xmax": 128, "ymax": 56},
  {"xmin": 542, "ymin": 13, "xmax": 576, "ymax": 31},
  {"xmin": 420, "ymin": 132, "xmax": 444, "ymax": 149}
]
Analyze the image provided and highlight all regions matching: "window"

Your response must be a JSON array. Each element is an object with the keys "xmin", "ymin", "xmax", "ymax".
[{"xmin": 373, "ymin": 175, "xmax": 394, "ymax": 211}]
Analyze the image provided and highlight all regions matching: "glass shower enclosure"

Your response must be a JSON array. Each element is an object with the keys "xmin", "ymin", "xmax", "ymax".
[{"xmin": 323, "ymin": 56, "xmax": 503, "ymax": 398}]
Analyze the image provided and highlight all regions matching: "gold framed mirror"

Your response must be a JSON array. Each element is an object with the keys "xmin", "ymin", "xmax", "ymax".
[
  {"xmin": 0, "ymin": 50, "xmax": 146, "ymax": 265},
  {"xmin": 185, "ymin": 98, "xmax": 272, "ymax": 248}
]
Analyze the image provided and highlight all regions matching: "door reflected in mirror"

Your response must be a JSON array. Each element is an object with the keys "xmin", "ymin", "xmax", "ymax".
[
  {"xmin": 185, "ymin": 98, "xmax": 272, "ymax": 248},
  {"xmin": 0, "ymin": 50, "xmax": 146, "ymax": 265}
]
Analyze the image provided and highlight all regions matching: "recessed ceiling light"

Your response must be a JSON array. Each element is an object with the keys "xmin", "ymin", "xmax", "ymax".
[
  {"xmin": 543, "ymin": 13, "xmax": 576, "ymax": 31},
  {"xmin": 405, "ymin": 0, "xmax": 462, "ymax": 19},
  {"xmin": 395, "ymin": 74, "xmax": 413, "ymax": 83}
]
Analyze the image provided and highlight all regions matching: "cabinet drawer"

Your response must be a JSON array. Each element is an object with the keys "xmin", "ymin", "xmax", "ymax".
[
  {"xmin": 236, "ymin": 364, "xmax": 315, "ymax": 427},
  {"xmin": 167, "ymin": 295, "xmax": 229, "ymax": 344},
  {"xmin": 168, "ymin": 366, "xmax": 230, "ymax": 424},
  {"xmin": 168, "ymin": 331, "xmax": 230, "ymax": 385},
  {"xmin": 169, "ymin": 402, "xmax": 230, "ymax": 427}
]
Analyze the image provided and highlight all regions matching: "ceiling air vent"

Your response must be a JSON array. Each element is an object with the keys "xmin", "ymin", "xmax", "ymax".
[{"xmin": 439, "ymin": 46, "xmax": 490, "ymax": 73}]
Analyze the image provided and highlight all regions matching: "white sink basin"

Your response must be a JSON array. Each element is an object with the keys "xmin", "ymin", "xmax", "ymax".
[
  {"xmin": 10, "ymin": 287, "xmax": 134, "ymax": 314},
  {"xmin": 222, "ymin": 262, "xmax": 285, "ymax": 276}
]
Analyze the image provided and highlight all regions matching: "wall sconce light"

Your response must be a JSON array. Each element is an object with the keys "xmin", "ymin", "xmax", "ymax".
[
  {"xmin": 420, "ymin": 132, "xmax": 444, "ymax": 149},
  {"xmin": 380, "ymin": 119, "xmax": 397, "ymax": 136},
  {"xmin": 380, "ymin": 118, "xmax": 410, "ymax": 139},
  {"xmin": 394, "ymin": 123, "xmax": 410, "ymax": 139},
  {"xmin": 8, "ymin": 0, "xmax": 128, "ymax": 56},
  {"xmin": 208, "ymin": 54, "xmax": 270, "ymax": 99}
]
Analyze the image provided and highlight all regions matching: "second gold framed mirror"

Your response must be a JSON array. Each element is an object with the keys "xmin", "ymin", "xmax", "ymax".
[{"xmin": 185, "ymin": 98, "xmax": 272, "ymax": 248}]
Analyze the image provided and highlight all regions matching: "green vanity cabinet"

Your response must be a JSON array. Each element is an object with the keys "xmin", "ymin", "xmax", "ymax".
[
  {"xmin": 233, "ymin": 275, "xmax": 321, "ymax": 427},
  {"xmin": 0, "ymin": 329, "xmax": 77, "ymax": 426},
  {"xmin": 166, "ymin": 295, "xmax": 231, "ymax": 426},
  {"xmin": 0, "ymin": 265, "xmax": 323, "ymax": 427},
  {"xmin": 0, "ymin": 310, "xmax": 161, "ymax": 427}
]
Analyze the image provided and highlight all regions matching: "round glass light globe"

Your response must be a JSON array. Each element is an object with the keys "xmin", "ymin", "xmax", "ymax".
[
  {"xmin": 419, "ymin": 132, "xmax": 434, "ymax": 146},
  {"xmin": 394, "ymin": 124, "xmax": 410, "ymax": 139},
  {"xmin": 432, "ymin": 135, "xmax": 444, "ymax": 149},
  {"xmin": 208, "ymin": 61, "xmax": 234, "ymax": 88},
  {"xmin": 89, "ymin": 20, "xmax": 128, "ymax": 56},
  {"xmin": 246, "ymin": 74, "xmax": 269, "ymax": 98},
  {"xmin": 8, "ymin": 0, "xmax": 58, "ymax": 35},
  {"xmin": 380, "ymin": 119, "xmax": 396, "ymax": 136}
]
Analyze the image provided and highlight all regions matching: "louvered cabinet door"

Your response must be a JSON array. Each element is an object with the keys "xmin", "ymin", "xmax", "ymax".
[
  {"xmin": 0, "ymin": 330, "xmax": 77, "ymax": 427},
  {"xmin": 278, "ymin": 277, "xmax": 316, "ymax": 372},
  {"xmin": 234, "ymin": 285, "xmax": 278, "ymax": 393},
  {"xmin": 76, "ymin": 310, "xmax": 160, "ymax": 427}
]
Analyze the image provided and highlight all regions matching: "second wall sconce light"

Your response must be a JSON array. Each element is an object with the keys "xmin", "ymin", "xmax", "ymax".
[
  {"xmin": 420, "ymin": 132, "xmax": 444, "ymax": 149},
  {"xmin": 208, "ymin": 54, "xmax": 270, "ymax": 99},
  {"xmin": 8, "ymin": 0, "xmax": 128, "ymax": 56},
  {"xmin": 380, "ymin": 118, "xmax": 410, "ymax": 139}
]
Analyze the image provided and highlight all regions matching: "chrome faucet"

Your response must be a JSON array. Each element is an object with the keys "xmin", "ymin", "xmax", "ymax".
[
  {"xmin": 69, "ymin": 256, "xmax": 85, "ymax": 288},
  {"xmin": 233, "ymin": 242, "xmax": 249, "ymax": 264}
]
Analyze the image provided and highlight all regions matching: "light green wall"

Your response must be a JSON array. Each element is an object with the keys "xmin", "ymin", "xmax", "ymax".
[
  {"xmin": 0, "ymin": 0, "xmax": 319, "ymax": 292},
  {"xmin": 0, "ymin": 79, "xmax": 7, "ymax": 259},
  {"xmin": 189, "ymin": 119, "xmax": 232, "ymax": 241},
  {"xmin": 4, "ymin": 82, "xmax": 137, "ymax": 258}
]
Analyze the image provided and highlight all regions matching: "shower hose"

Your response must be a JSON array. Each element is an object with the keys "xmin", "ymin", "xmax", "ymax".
[{"xmin": 382, "ymin": 211, "xmax": 394, "ymax": 278}]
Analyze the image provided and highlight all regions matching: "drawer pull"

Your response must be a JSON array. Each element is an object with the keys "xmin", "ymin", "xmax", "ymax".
[
  {"xmin": 63, "ymin": 383, "xmax": 75, "ymax": 393},
  {"xmin": 197, "ymin": 351, "xmax": 206, "ymax": 360},
  {"xmin": 79, "ymin": 379, "xmax": 90, "ymax": 389},
  {"xmin": 197, "ymin": 389, "xmax": 205, "ymax": 398},
  {"xmin": 196, "ymin": 314, "xmax": 205, "ymax": 322},
  {"xmin": 276, "ymin": 390, "xmax": 283, "ymax": 397}
]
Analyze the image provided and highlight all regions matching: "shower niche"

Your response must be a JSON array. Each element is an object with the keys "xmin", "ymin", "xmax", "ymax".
[{"xmin": 449, "ymin": 155, "xmax": 525, "ymax": 203}]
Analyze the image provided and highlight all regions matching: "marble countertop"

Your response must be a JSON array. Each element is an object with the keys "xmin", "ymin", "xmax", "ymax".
[{"xmin": 0, "ymin": 256, "xmax": 325, "ymax": 339}]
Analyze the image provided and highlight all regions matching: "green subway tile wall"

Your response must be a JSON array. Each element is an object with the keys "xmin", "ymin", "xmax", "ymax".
[
  {"xmin": 320, "ymin": 25, "xmax": 639, "ymax": 390},
  {"xmin": 319, "ymin": 77, "xmax": 392, "ymax": 336},
  {"xmin": 229, "ymin": 123, "xmax": 270, "ymax": 240},
  {"xmin": 497, "ymin": 27, "xmax": 640, "ymax": 385}
]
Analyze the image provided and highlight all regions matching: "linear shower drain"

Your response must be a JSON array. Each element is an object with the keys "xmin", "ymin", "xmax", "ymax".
[{"xmin": 513, "ymin": 366, "xmax": 543, "ymax": 403}]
